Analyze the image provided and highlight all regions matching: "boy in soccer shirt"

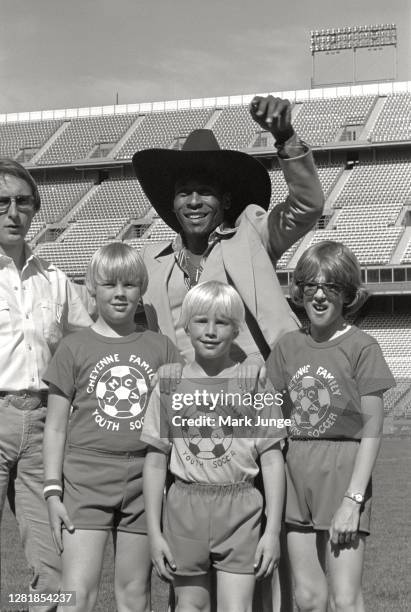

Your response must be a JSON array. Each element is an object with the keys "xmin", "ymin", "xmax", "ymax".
[
  {"xmin": 142, "ymin": 281, "xmax": 286, "ymax": 612},
  {"xmin": 42, "ymin": 242, "xmax": 182, "ymax": 612},
  {"xmin": 266, "ymin": 240, "xmax": 395, "ymax": 612}
]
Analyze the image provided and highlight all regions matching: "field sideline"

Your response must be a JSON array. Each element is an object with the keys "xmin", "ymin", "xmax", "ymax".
[{"xmin": 1, "ymin": 437, "xmax": 410, "ymax": 611}]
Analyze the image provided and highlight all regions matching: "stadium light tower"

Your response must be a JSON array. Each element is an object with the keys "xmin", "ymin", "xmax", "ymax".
[{"xmin": 310, "ymin": 24, "xmax": 397, "ymax": 88}]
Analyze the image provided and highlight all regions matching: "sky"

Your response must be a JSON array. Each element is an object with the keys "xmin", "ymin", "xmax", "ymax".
[{"xmin": 0, "ymin": 0, "xmax": 410, "ymax": 114}]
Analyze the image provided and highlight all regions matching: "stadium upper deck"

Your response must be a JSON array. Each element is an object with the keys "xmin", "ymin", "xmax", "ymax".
[
  {"xmin": 1, "ymin": 80, "xmax": 411, "ymax": 285},
  {"xmin": 1, "ymin": 80, "xmax": 411, "ymax": 161}
]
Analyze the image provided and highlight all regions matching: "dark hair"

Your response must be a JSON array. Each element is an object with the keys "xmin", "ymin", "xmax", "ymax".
[
  {"xmin": 0, "ymin": 158, "xmax": 41, "ymax": 211},
  {"xmin": 290, "ymin": 240, "xmax": 368, "ymax": 315}
]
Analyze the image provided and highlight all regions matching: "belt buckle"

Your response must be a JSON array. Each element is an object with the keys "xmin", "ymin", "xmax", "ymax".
[{"xmin": 9, "ymin": 393, "xmax": 41, "ymax": 411}]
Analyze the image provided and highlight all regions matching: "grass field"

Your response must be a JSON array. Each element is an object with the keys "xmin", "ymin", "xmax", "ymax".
[{"xmin": 1, "ymin": 436, "xmax": 410, "ymax": 611}]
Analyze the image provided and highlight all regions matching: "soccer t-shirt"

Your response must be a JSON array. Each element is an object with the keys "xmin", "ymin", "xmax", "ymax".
[
  {"xmin": 141, "ymin": 362, "xmax": 286, "ymax": 483},
  {"xmin": 44, "ymin": 327, "xmax": 182, "ymax": 453},
  {"xmin": 266, "ymin": 326, "xmax": 395, "ymax": 440}
]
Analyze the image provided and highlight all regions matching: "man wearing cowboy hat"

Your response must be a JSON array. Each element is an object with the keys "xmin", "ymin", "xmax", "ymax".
[
  {"xmin": 133, "ymin": 96, "xmax": 323, "ymax": 611},
  {"xmin": 132, "ymin": 96, "xmax": 324, "ymax": 378}
]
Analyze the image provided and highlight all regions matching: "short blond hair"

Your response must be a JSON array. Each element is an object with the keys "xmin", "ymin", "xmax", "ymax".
[
  {"xmin": 179, "ymin": 281, "xmax": 245, "ymax": 331},
  {"xmin": 85, "ymin": 242, "xmax": 148, "ymax": 296}
]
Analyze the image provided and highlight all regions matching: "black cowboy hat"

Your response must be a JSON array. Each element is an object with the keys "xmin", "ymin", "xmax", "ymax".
[{"xmin": 132, "ymin": 129, "xmax": 271, "ymax": 233}]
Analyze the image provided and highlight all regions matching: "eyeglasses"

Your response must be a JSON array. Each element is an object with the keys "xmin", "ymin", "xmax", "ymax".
[
  {"xmin": 299, "ymin": 282, "xmax": 343, "ymax": 299},
  {"xmin": 0, "ymin": 195, "xmax": 35, "ymax": 214}
]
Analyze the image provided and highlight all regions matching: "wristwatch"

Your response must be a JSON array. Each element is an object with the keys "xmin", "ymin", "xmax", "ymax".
[{"xmin": 344, "ymin": 491, "xmax": 364, "ymax": 504}]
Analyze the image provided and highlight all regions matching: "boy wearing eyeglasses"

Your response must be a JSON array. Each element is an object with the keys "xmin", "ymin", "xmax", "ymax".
[
  {"xmin": 0, "ymin": 158, "xmax": 92, "ymax": 611},
  {"xmin": 266, "ymin": 240, "xmax": 395, "ymax": 612}
]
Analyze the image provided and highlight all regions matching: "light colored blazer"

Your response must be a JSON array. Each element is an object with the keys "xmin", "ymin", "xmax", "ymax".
[{"xmin": 141, "ymin": 149, "xmax": 324, "ymax": 357}]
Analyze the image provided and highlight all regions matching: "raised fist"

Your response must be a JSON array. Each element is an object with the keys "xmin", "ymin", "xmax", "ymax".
[{"xmin": 250, "ymin": 95, "xmax": 294, "ymax": 144}]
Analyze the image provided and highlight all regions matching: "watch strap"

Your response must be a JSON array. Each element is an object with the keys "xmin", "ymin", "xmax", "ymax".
[{"xmin": 344, "ymin": 491, "xmax": 364, "ymax": 504}]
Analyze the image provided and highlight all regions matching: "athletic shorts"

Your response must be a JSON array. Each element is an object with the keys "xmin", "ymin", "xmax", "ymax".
[
  {"xmin": 284, "ymin": 439, "xmax": 372, "ymax": 534},
  {"xmin": 164, "ymin": 479, "xmax": 263, "ymax": 576},
  {"xmin": 63, "ymin": 447, "xmax": 147, "ymax": 533}
]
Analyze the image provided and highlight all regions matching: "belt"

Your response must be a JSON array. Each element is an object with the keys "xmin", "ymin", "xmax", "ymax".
[{"xmin": 0, "ymin": 389, "xmax": 48, "ymax": 410}]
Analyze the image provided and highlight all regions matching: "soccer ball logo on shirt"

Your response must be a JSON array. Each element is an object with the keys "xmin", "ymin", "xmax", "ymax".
[
  {"xmin": 181, "ymin": 402, "xmax": 234, "ymax": 460},
  {"xmin": 290, "ymin": 375, "xmax": 330, "ymax": 429},
  {"xmin": 182, "ymin": 419, "xmax": 233, "ymax": 460},
  {"xmin": 96, "ymin": 365, "xmax": 148, "ymax": 419}
]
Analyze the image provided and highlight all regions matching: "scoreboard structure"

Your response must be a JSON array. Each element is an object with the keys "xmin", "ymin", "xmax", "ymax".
[{"xmin": 310, "ymin": 24, "xmax": 398, "ymax": 88}]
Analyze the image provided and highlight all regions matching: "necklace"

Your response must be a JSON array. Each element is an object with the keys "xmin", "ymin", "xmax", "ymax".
[{"xmin": 185, "ymin": 251, "xmax": 203, "ymax": 287}]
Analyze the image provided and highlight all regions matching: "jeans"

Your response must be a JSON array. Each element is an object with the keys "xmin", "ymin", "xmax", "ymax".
[{"xmin": 0, "ymin": 400, "xmax": 61, "ymax": 612}]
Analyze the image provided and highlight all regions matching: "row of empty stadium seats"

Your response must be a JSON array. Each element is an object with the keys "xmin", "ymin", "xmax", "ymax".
[
  {"xmin": 26, "ymin": 219, "xmax": 46, "ymax": 243},
  {"xmin": 360, "ymin": 313, "xmax": 411, "ymax": 417},
  {"xmin": 383, "ymin": 382, "xmax": 411, "ymax": 415},
  {"xmin": 334, "ymin": 161, "xmax": 411, "ymax": 230},
  {"xmin": 70, "ymin": 178, "xmax": 150, "ymax": 221},
  {"xmin": 37, "ymin": 114, "xmax": 139, "ymax": 165},
  {"xmin": 25, "ymin": 179, "xmax": 94, "ymax": 242},
  {"xmin": 359, "ymin": 314, "xmax": 411, "ymax": 416},
  {"xmin": 2, "ymin": 91, "xmax": 411, "ymax": 165},
  {"xmin": 37, "ymin": 179, "xmax": 94, "ymax": 222},
  {"xmin": 370, "ymin": 93, "xmax": 411, "ymax": 142},
  {"xmin": 360, "ymin": 314, "xmax": 411, "ymax": 377},
  {"xmin": 115, "ymin": 108, "xmax": 214, "ymax": 159},
  {"xmin": 292, "ymin": 95, "xmax": 376, "ymax": 145},
  {"xmin": 35, "ymin": 241, "xmax": 101, "ymax": 277},
  {"xmin": 35, "ymin": 218, "xmax": 128, "ymax": 276},
  {"xmin": 276, "ymin": 237, "xmax": 304, "ymax": 269},
  {"xmin": 0, "ymin": 119, "xmax": 63, "ymax": 160},
  {"xmin": 59, "ymin": 218, "xmax": 127, "ymax": 244},
  {"xmin": 212, "ymin": 106, "xmax": 259, "ymax": 149},
  {"xmin": 307, "ymin": 227, "xmax": 404, "ymax": 265},
  {"xmin": 269, "ymin": 163, "xmax": 343, "ymax": 212},
  {"xmin": 124, "ymin": 237, "xmax": 155, "ymax": 250}
]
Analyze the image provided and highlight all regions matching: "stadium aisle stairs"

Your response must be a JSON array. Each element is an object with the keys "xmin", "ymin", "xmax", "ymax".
[
  {"xmin": 391, "ymin": 226, "xmax": 411, "ymax": 264},
  {"xmin": 59, "ymin": 185, "xmax": 100, "ymax": 225},
  {"xmin": 29, "ymin": 122, "xmax": 71, "ymax": 164},
  {"xmin": 109, "ymin": 116, "xmax": 145, "ymax": 158},
  {"xmin": 361, "ymin": 97, "xmax": 388, "ymax": 142}
]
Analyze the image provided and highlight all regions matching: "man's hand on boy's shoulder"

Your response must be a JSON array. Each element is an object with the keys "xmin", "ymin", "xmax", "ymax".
[
  {"xmin": 152, "ymin": 353, "xmax": 269, "ymax": 396},
  {"xmin": 151, "ymin": 362, "xmax": 183, "ymax": 393},
  {"xmin": 237, "ymin": 354, "xmax": 267, "ymax": 393}
]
